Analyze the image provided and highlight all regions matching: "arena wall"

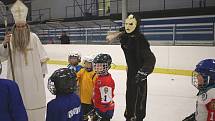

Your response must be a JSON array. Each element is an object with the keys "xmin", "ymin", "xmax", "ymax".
[{"xmin": 44, "ymin": 44, "xmax": 215, "ymax": 76}]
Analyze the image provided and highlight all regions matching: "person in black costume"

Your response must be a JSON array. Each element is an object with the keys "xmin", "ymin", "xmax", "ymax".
[
  {"xmin": 107, "ymin": 14, "xmax": 156, "ymax": 121},
  {"xmin": 122, "ymin": 14, "xmax": 156, "ymax": 121}
]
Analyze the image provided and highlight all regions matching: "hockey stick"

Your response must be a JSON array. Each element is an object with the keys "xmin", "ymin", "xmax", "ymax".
[{"xmin": 0, "ymin": 2, "xmax": 16, "ymax": 81}]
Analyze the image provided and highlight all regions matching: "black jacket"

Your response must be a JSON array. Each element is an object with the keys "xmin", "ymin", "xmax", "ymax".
[
  {"xmin": 60, "ymin": 35, "xmax": 70, "ymax": 44},
  {"xmin": 120, "ymin": 33, "xmax": 156, "ymax": 84}
]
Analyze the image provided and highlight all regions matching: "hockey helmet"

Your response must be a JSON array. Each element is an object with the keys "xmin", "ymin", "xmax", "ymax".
[
  {"xmin": 83, "ymin": 56, "xmax": 94, "ymax": 72},
  {"xmin": 192, "ymin": 59, "xmax": 215, "ymax": 90},
  {"xmin": 93, "ymin": 53, "xmax": 112, "ymax": 75},
  {"xmin": 68, "ymin": 51, "xmax": 81, "ymax": 62},
  {"xmin": 48, "ymin": 68, "xmax": 77, "ymax": 95}
]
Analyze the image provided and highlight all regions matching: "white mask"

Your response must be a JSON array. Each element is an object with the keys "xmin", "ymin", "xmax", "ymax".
[{"xmin": 125, "ymin": 14, "xmax": 137, "ymax": 33}]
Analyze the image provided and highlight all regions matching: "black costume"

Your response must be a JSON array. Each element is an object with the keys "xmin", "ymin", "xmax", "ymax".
[{"xmin": 120, "ymin": 15, "xmax": 156, "ymax": 121}]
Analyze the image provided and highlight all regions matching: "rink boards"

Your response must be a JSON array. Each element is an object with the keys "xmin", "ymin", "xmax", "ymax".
[{"xmin": 44, "ymin": 44, "xmax": 215, "ymax": 76}]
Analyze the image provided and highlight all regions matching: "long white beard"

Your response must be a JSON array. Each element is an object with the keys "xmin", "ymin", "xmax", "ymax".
[
  {"xmin": 11, "ymin": 25, "xmax": 30, "ymax": 53},
  {"xmin": 11, "ymin": 25, "xmax": 31, "ymax": 65}
]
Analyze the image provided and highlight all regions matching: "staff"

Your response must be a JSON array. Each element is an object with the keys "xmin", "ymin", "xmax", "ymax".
[{"xmin": 0, "ymin": 1, "xmax": 15, "ymax": 80}]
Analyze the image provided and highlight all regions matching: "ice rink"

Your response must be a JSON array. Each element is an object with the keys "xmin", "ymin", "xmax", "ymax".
[
  {"xmin": 42, "ymin": 64, "xmax": 197, "ymax": 121},
  {"xmin": 0, "ymin": 61, "xmax": 198, "ymax": 121}
]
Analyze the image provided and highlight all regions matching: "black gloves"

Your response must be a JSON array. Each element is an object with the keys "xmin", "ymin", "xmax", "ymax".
[{"xmin": 135, "ymin": 68, "xmax": 148, "ymax": 84}]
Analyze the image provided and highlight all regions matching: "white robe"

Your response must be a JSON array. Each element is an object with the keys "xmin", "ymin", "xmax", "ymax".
[{"xmin": 0, "ymin": 32, "xmax": 49, "ymax": 110}]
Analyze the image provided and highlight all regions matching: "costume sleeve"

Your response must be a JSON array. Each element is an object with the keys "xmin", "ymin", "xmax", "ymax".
[
  {"xmin": 9, "ymin": 81, "xmax": 28, "ymax": 121},
  {"xmin": 138, "ymin": 35, "xmax": 156, "ymax": 74},
  {"xmin": 41, "ymin": 62, "xmax": 48, "ymax": 74},
  {"xmin": 33, "ymin": 33, "xmax": 49, "ymax": 63},
  {"xmin": 33, "ymin": 33, "xmax": 49, "ymax": 74}
]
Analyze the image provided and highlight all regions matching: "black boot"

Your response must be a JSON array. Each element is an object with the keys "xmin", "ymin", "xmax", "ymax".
[{"xmin": 126, "ymin": 117, "xmax": 136, "ymax": 121}]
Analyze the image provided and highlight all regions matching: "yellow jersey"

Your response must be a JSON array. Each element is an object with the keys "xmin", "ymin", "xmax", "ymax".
[{"xmin": 77, "ymin": 68, "xmax": 97, "ymax": 104}]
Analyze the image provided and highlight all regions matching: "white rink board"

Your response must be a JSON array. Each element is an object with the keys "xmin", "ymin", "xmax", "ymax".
[{"xmin": 44, "ymin": 44, "xmax": 215, "ymax": 70}]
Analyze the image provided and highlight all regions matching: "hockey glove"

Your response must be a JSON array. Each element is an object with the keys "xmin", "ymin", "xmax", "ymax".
[
  {"xmin": 92, "ymin": 111, "xmax": 102, "ymax": 121},
  {"xmin": 135, "ymin": 68, "xmax": 148, "ymax": 84}
]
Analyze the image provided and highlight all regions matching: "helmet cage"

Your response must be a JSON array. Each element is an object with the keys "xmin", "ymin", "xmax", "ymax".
[
  {"xmin": 48, "ymin": 78, "xmax": 56, "ymax": 95},
  {"xmin": 192, "ymin": 71, "xmax": 210, "ymax": 90},
  {"xmin": 68, "ymin": 53, "xmax": 81, "ymax": 62},
  {"xmin": 93, "ymin": 62, "xmax": 109, "ymax": 76},
  {"xmin": 47, "ymin": 68, "xmax": 77, "ymax": 95}
]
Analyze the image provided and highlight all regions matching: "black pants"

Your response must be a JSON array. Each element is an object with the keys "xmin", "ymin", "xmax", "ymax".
[
  {"xmin": 125, "ymin": 80, "xmax": 147, "ymax": 121},
  {"xmin": 82, "ymin": 103, "xmax": 94, "ymax": 121}
]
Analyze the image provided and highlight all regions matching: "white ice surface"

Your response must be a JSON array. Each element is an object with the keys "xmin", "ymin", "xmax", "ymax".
[
  {"xmin": 44, "ymin": 64, "xmax": 198, "ymax": 121},
  {"xmin": 1, "ymin": 63, "xmax": 198, "ymax": 121}
]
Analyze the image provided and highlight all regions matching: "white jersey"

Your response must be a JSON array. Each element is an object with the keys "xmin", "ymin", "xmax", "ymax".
[{"xmin": 196, "ymin": 88, "xmax": 215, "ymax": 121}]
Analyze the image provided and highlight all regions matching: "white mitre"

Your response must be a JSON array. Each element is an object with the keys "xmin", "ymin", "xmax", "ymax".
[{"xmin": 10, "ymin": 0, "xmax": 28, "ymax": 23}]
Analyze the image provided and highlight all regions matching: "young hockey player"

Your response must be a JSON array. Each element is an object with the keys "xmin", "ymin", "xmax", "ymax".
[
  {"xmin": 77, "ymin": 56, "xmax": 97, "ymax": 121},
  {"xmin": 46, "ymin": 68, "xmax": 82, "ymax": 121},
  {"xmin": 92, "ymin": 53, "xmax": 115, "ymax": 121},
  {"xmin": 183, "ymin": 59, "xmax": 215, "ymax": 121},
  {"xmin": 67, "ymin": 51, "xmax": 82, "ymax": 72},
  {"xmin": 0, "ymin": 61, "xmax": 28, "ymax": 121}
]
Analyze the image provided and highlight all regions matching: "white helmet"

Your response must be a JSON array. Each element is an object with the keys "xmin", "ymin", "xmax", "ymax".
[
  {"xmin": 68, "ymin": 51, "xmax": 81, "ymax": 62},
  {"xmin": 83, "ymin": 56, "xmax": 94, "ymax": 63}
]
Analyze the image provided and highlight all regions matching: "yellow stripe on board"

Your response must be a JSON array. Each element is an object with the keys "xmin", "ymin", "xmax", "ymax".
[
  {"xmin": 47, "ymin": 60, "xmax": 193, "ymax": 76},
  {"xmin": 48, "ymin": 60, "xmax": 68, "ymax": 65}
]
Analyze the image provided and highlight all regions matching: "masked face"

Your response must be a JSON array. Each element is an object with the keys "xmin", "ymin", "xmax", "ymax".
[{"xmin": 125, "ymin": 14, "xmax": 137, "ymax": 33}]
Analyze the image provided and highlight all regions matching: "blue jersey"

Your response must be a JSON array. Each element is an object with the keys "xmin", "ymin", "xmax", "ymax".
[
  {"xmin": 0, "ymin": 79, "xmax": 28, "ymax": 121},
  {"xmin": 67, "ymin": 64, "xmax": 82, "ymax": 73},
  {"xmin": 46, "ymin": 93, "xmax": 82, "ymax": 121}
]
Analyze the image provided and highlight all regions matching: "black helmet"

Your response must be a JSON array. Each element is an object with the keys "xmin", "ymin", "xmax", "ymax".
[
  {"xmin": 48, "ymin": 68, "xmax": 77, "ymax": 95},
  {"xmin": 93, "ymin": 54, "xmax": 112, "ymax": 76}
]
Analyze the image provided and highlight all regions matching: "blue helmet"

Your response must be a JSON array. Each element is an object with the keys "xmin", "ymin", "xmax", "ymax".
[{"xmin": 192, "ymin": 59, "xmax": 215, "ymax": 90}]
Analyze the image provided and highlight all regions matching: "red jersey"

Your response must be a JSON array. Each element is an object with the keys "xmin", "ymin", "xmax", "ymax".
[{"xmin": 93, "ymin": 74, "xmax": 115, "ymax": 113}]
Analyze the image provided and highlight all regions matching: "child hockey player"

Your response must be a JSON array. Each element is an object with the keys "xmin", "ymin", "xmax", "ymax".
[
  {"xmin": 0, "ymin": 61, "xmax": 28, "ymax": 121},
  {"xmin": 46, "ymin": 68, "xmax": 82, "ymax": 121},
  {"xmin": 183, "ymin": 59, "xmax": 215, "ymax": 121},
  {"xmin": 92, "ymin": 53, "xmax": 115, "ymax": 121},
  {"xmin": 67, "ymin": 51, "xmax": 82, "ymax": 72},
  {"xmin": 77, "ymin": 56, "xmax": 97, "ymax": 121}
]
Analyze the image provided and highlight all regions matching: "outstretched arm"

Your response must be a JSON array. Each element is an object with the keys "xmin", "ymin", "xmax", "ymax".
[{"xmin": 106, "ymin": 31, "xmax": 124, "ymax": 44}]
